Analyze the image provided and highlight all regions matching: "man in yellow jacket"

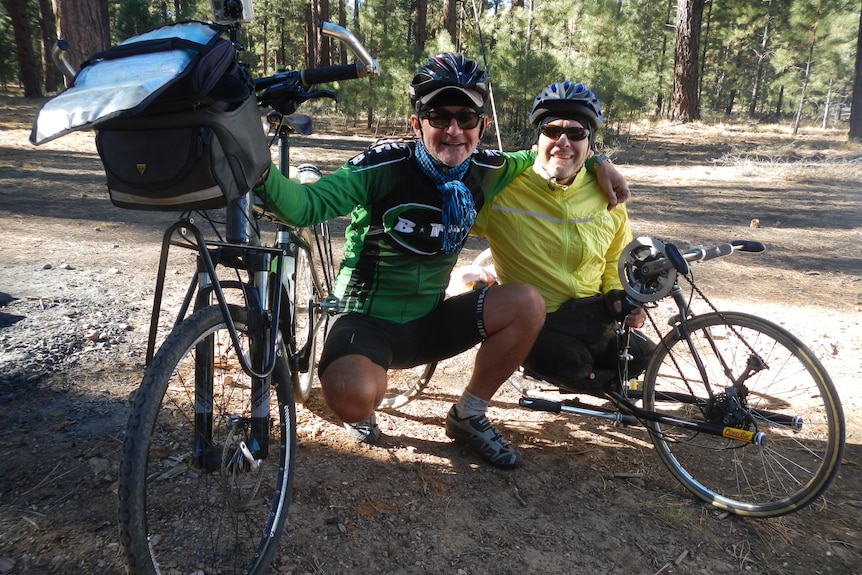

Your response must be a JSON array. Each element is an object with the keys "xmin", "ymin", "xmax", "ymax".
[{"xmin": 471, "ymin": 81, "xmax": 655, "ymax": 390}]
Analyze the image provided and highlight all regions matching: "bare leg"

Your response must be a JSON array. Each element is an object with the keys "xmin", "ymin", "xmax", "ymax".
[
  {"xmin": 444, "ymin": 283, "xmax": 544, "ymax": 468},
  {"xmin": 320, "ymin": 355, "xmax": 387, "ymax": 423},
  {"xmin": 466, "ymin": 283, "xmax": 545, "ymax": 400}
]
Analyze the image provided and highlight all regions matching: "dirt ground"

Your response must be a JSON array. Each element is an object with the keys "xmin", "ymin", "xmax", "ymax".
[{"xmin": 1, "ymin": 94, "xmax": 861, "ymax": 575}]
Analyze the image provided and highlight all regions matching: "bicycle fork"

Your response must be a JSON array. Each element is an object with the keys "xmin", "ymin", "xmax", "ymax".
[{"xmin": 190, "ymin": 196, "xmax": 286, "ymax": 472}]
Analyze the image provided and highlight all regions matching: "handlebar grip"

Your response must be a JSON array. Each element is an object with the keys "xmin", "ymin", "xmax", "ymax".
[
  {"xmin": 299, "ymin": 63, "xmax": 367, "ymax": 86},
  {"xmin": 684, "ymin": 243, "xmax": 733, "ymax": 263}
]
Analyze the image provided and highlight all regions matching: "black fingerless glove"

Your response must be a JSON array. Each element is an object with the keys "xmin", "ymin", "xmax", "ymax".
[{"xmin": 605, "ymin": 289, "xmax": 637, "ymax": 321}]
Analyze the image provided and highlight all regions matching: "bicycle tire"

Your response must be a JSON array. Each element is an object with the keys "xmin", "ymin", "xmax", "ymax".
[
  {"xmin": 379, "ymin": 362, "xmax": 437, "ymax": 410},
  {"xmin": 291, "ymin": 241, "xmax": 324, "ymax": 402},
  {"xmin": 118, "ymin": 304, "xmax": 296, "ymax": 575},
  {"xmin": 290, "ymin": 223, "xmax": 335, "ymax": 402},
  {"xmin": 641, "ymin": 311, "xmax": 844, "ymax": 517}
]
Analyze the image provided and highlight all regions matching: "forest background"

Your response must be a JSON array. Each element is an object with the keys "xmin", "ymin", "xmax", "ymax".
[{"xmin": 2, "ymin": 0, "xmax": 862, "ymax": 146}]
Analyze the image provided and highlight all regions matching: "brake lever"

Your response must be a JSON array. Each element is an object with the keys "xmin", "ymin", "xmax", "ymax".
[{"xmin": 303, "ymin": 89, "xmax": 337, "ymax": 102}]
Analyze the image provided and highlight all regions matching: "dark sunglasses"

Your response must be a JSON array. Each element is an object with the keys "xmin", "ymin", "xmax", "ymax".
[
  {"xmin": 541, "ymin": 125, "xmax": 590, "ymax": 141},
  {"xmin": 421, "ymin": 109, "xmax": 483, "ymax": 130}
]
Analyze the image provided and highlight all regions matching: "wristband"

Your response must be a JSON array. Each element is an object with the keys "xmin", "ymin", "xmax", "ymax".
[{"xmin": 585, "ymin": 154, "xmax": 610, "ymax": 175}]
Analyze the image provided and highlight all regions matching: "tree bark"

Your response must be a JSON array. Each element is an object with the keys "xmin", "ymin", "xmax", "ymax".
[
  {"xmin": 52, "ymin": 0, "xmax": 110, "ymax": 73},
  {"xmin": 414, "ymin": 0, "xmax": 428, "ymax": 52},
  {"xmin": 36, "ymin": 0, "xmax": 58, "ymax": 93},
  {"xmin": 312, "ymin": 0, "xmax": 331, "ymax": 67},
  {"xmin": 338, "ymin": 0, "xmax": 347, "ymax": 65},
  {"xmin": 749, "ymin": 14, "xmax": 772, "ymax": 117},
  {"xmin": 849, "ymin": 0, "xmax": 862, "ymax": 140},
  {"xmin": 443, "ymin": 0, "xmax": 457, "ymax": 45},
  {"xmin": 670, "ymin": 0, "xmax": 704, "ymax": 122},
  {"xmin": 4, "ymin": 0, "xmax": 43, "ymax": 97}
]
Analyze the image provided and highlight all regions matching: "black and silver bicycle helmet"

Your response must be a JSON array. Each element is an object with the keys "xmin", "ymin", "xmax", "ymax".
[
  {"xmin": 409, "ymin": 53, "xmax": 490, "ymax": 111},
  {"xmin": 529, "ymin": 81, "xmax": 603, "ymax": 130}
]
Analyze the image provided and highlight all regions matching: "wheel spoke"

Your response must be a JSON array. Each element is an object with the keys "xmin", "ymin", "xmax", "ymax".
[{"xmin": 642, "ymin": 312, "xmax": 844, "ymax": 517}]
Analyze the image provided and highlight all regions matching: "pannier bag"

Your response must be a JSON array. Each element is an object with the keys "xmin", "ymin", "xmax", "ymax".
[{"xmin": 30, "ymin": 20, "xmax": 271, "ymax": 211}]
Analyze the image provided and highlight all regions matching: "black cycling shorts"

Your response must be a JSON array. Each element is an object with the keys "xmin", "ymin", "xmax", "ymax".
[{"xmin": 318, "ymin": 286, "xmax": 491, "ymax": 376}]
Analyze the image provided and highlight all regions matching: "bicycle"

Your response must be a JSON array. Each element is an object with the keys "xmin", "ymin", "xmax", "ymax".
[
  {"xmin": 382, "ymin": 237, "xmax": 846, "ymax": 518},
  {"xmin": 113, "ymin": 21, "xmax": 379, "ymax": 575}
]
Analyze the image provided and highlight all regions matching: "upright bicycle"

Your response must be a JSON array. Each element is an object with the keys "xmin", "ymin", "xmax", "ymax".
[
  {"xmin": 115, "ymin": 21, "xmax": 379, "ymax": 575},
  {"xmin": 384, "ymin": 237, "xmax": 845, "ymax": 518}
]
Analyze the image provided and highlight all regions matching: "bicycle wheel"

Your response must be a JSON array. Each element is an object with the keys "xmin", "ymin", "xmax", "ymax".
[
  {"xmin": 291, "ymin": 240, "xmax": 324, "ymax": 402},
  {"xmin": 379, "ymin": 362, "xmax": 437, "ymax": 410},
  {"xmin": 642, "ymin": 311, "xmax": 844, "ymax": 517},
  {"xmin": 119, "ymin": 304, "xmax": 295, "ymax": 575}
]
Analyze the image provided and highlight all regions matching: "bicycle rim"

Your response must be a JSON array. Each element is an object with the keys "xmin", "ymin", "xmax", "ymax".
[
  {"xmin": 291, "ymin": 223, "xmax": 333, "ymax": 403},
  {"xmin": 291, "ymin": 245, "xmax": 322, "ymax": 402},
  {"xmin": 642, "ymin": 311, "xmax": 844, "ymax": 517},
  {"xmin": 119, "ymin": 305, "xmax": 296, "ymax": 574},
  {"xmin": 379, "ymin": 363, "xmax": 437, "ymax": 409}
]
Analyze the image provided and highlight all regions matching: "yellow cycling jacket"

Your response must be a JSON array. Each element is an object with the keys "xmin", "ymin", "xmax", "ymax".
[{"xmin": 471, "ymin": 163, "xmax": 631, "ymax": 313}]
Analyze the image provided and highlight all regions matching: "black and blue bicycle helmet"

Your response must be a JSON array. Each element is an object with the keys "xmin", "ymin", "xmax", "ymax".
[
  {"xmin": 409, "ymin": 53, "xmax": 490, "ymax": 111},
  {"xmin": 529, "ymin": 81, "xmax": 603, "ymax": 130}
]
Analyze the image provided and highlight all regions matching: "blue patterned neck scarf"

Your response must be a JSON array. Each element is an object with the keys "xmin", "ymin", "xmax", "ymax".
[{"xmin": 414, "ymin": 140, "xmax": 476, "ymax": 253}]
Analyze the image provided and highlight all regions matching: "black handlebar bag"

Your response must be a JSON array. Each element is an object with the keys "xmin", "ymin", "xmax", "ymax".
[
  {"xmin": 95, "ymin": 95, "xmax": 268, "ymax": 211},
  {"xmin": 31, "ymin": 20, "xmax": 271, "ymax": 211}
]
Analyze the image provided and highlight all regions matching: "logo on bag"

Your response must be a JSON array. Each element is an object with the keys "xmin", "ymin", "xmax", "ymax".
[{"xmin": 136, "ymin": 164, "xmax": 146, "ymax": 176}]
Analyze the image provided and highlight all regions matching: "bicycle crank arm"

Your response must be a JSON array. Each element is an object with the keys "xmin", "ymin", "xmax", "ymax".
[{"xmin": 519, "ymin": 398, "xmax": 640, "ymax": 426}]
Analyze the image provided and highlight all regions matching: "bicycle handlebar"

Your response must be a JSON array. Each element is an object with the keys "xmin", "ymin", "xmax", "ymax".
[
  {"xmin": 254, "ymin": 22, "xmax": 379, "ymax": 114},
  {"xmin": 254, "ymin": 61, "xmax": 376, "ymax": 92},
  {"xmin": 640, "ymin": 239, "xmax": 765, "ymax": 278},
  {"xmin": 52, "ymin": 39, "xmax": 77, "ymax": 83},
  {"xmin": 320, "ymin": 21, "xmax": 379, "ymax": 77}
]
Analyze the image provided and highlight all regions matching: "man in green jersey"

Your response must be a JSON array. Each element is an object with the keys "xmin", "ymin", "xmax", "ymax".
[{"xmin": 255, "ymin": 59, "xmax": 628, "ymax": 468}]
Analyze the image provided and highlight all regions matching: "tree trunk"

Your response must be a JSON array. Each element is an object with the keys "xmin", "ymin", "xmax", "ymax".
[
  {"xmin": 312, "ymin": 0, "xmax": 331, "ymax": 67},
  {"xmin": 4, "ymin": 0, "xmax": 43, "ymax": 96},
  {"xmin": 443, "ymin": 0, "xmax": 457, "ymax": 45},
  {"xmin": 338, "ymin": 0, "xmax": 347, "ymax": 65},
  {"xmin": 670, "ymin": 0, "xmax": 704, "ymax": 122},
  {"xmin": 36, "ymin": 0, "xmax": 59, "ymax": 93},
  {"xmin": 725, "ymin": 88, "xmax": 735, "ymax": 115},
  {"xmin": 414, "ymin": 0, "xmax": 428, "ymax": 52},
  {"xmin": 749, "ymin": 14, "xmax": 772, "ymax": 117},
  {"xmin": 655, "ymin": 0, "xmax": 674, "ymax": 117},
  {"xmin": 822, "ymin": 80, "xmax": 832, "ymax": 129},
  {"xmin": 792, "ymin": 38, "xmax": 816, "ymax": 136},
  {"xmin": 849, "ymin": 0, "xmax": 862, "ymax": 140},
  {"xmin": 305, "ymin": 2, "xmax": 314, "ymax": 68},
  {"xmin": 52, "ymin": 0, "xmax": 110, "ymax": 73}
]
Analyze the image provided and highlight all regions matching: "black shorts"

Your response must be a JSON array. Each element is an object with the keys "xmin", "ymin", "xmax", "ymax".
[
  {"xmin": 318, "ymin": 286, "xmax": 490, "ymax": 376},
  {"xmin": 523, "ymin": 295, "xmax": 655, "ymax": 385}
]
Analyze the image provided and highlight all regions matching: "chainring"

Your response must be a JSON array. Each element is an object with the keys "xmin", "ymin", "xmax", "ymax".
[{"xmin": 618, "ymin": 237, "xmax": 678, "ymax": 303}]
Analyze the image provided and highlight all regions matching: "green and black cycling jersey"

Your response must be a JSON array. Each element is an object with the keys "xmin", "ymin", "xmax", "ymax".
[{"xmin": 256, "ymin": 140, "xmax": 534, "ymax": 323}]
